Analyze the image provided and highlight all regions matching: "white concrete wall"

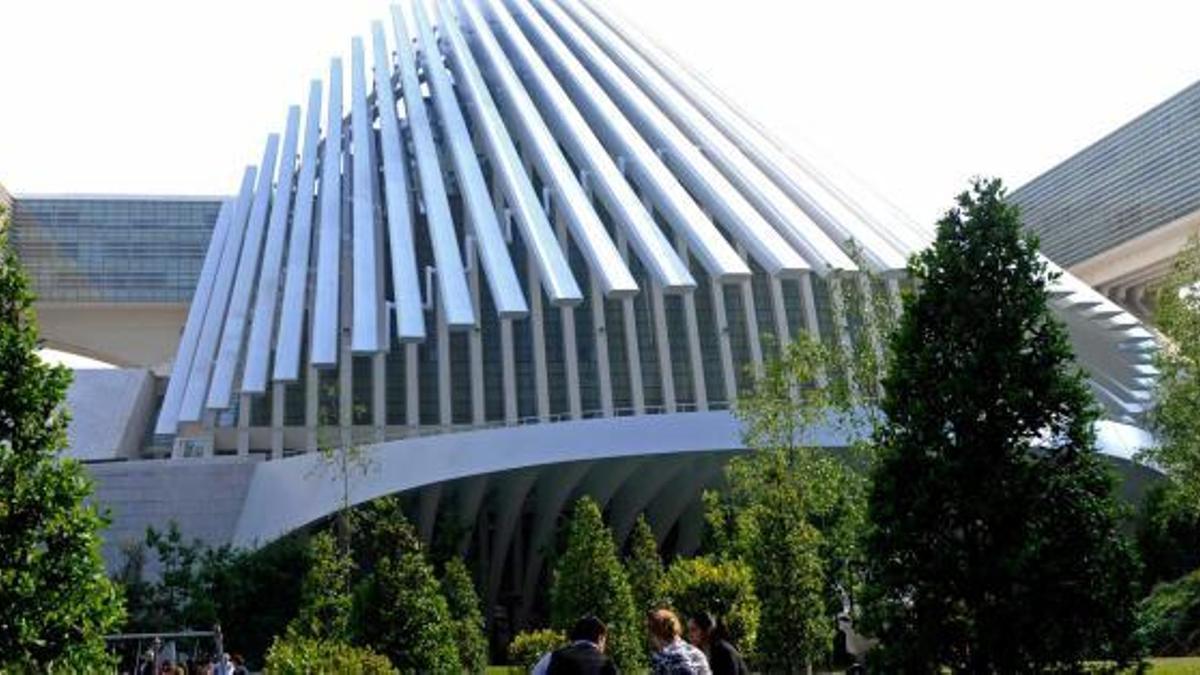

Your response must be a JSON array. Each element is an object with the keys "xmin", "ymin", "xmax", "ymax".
[{"xmin": 66, "ymin": 368, "xmax": 155, "ymax": 461}]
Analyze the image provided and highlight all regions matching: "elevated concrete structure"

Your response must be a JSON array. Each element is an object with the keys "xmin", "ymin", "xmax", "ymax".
[
  {"xmin": 1012, "ymin": 80, "xmax": 1200, "ymax": 321},
  {"xmin": 21, "ymin": 0, "xmax": 1164, "ymax": 630}
]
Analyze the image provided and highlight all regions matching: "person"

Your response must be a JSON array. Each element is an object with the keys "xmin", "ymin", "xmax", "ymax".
[
  {"xmin": 230, "ymin": 654, "xmax": 248, "ymax": 675},
  {"xmin": 687, "ymin": 613, "xmax": 748, "ymax": 675},
  {"xmin": 212, "ymin": 652, "xmax": 233, "ymax": 675},
  {"xmin": 648, "ymin": 609, "xmax": 710, "ymax": 675},
  {"xmin": 532, "ymin": 615, "xmax": 619, "ymax": 675}
]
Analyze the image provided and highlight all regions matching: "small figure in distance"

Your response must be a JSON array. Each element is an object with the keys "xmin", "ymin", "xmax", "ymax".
[
  {"xmin": 648, "ymin": 608, "xmax": 711, "ymax": 675},
  {"xmin": 687, "ymin": 613, "xmax": 748, "ymax": 675},
  {"xmin": 532, "ymin": 615, "xmax": 619, "ymax": 675}
]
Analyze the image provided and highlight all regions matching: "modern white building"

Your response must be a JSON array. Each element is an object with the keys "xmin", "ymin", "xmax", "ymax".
[
  {"xmin": 14, "ymin": 0, "xmax": 1160, "ymax": 628},
  {"xmin": 1012, "ymin": 80, "xmax": 1200, "ymax": 322}
]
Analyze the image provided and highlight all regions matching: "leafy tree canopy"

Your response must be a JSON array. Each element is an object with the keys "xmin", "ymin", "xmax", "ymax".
[
  {"xmin": 0, "ymin": 205, "xmax": 124, "ymax": 670},
  {"xmin": 1144, "ymin": 234, "xmax": 1200, "ymax": 516},
  {"xmin": 864, "ymin": 178, "xmax": 1141, "ymax": 672}
]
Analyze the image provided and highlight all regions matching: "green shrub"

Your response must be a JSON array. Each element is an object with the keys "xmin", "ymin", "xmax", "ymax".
[
  {"xmin": 508, "ymin": 629, "xmax": 566, "ymax": 671},
  {"xmin": 442, "ymin": 557, "xmax": 488, "ymax": 674},
  {"xmin": 661, "ymin": 556, "xmax": 760, "ymax": 656},
  {"xmin": 1139, "ymin": 568, "xmax": 1200, "ymax": 656},
  {"xmin": 549, "ymin": 497, "xmax": 643, "ymax": 671},
  {"xmin": 264, "ymin": 634, "xmax": 394, "ymax": 674}
]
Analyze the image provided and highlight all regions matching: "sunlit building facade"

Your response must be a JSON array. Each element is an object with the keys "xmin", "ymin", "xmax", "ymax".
[{"xmin": 13, "ymin": 0, "xmax": 1160, "ymax": 629}]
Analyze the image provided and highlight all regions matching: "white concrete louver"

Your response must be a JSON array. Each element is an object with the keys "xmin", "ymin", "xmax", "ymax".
[{"xmin": 155, "ymin": 0, "xmax": 1158, "ymax": 439}]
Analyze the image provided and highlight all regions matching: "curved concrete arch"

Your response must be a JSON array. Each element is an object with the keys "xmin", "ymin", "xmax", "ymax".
[
  {"xmin": 646, "ymin": 453, "xmax": 725, "ymax": 548},
  {"xmin": 234, "ymin": 412, "xmax": 742, "ymax": 548},
  {"xmin": 230, "ymin": 411, "xmax": 1155, "ymax": 550}
]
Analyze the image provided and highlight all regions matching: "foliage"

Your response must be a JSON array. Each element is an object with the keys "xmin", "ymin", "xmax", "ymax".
[
  {"xmin": 549, "ymin": 497, "xmax": 643, "ymax": 672},
  {"xmin": 625, "ymin": 514, "xmax": 665, "ymax": 614},
  {"xmin": 507, "ymin": 629, "xmax": 566, "ymax": 671},
  {"xmin": 864, "ymin": 178, "xmax": 1142, "ymax": 671},
  {"xmin": 288, "ymin": 531, "xmax": 353, "ymax": 641},
  {"xmin": 0, "ymin": 204, "xmax": 124, "ymax": 671},
  {"xmin": 312, "ymin": 428, "xmax": 377, "ymax": 551},
  {"xmin": 723, "ymin": 332, "xmax": 871, "ymax": 668},
  {"xmin": 1143, "ymin": 234, "xmax": 1200, "ymax": 518},
  {"xmin": 660, "ymin": 556, "xmax": 760, "ymax": 657},
  {"xmin": 120, "ymin": 524, "xmax": 309, "ymax": 669},
  {"xmin": 1137, "ymin": 484, "xmax": 1200, "ymax": 590},
  {"xmin": 442, "ymin": 556, "xmax": 488, "ymax": 674},
  {"xmin": 264, "ymin": 634, "xmax": 395, "ymax": 674},
  {"xmin": 352, "ymin": 498, "xmax": 460, "ymax": 673},
  {"xmin": 1137, "ymin": 568, "xmax": 1200, "ymax": 657}
]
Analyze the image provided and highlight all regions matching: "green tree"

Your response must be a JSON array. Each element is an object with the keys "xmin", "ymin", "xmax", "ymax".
[
  {"xmin": 353, "ymin": 498, "xmax": 460, "ymax": 672},
  {"xmin": 625, "ymin": 514, "xmax": 665, "ymax": 614},
  {"xmin": 660, "ymin": 556, "xmax": 760, "ymax": 657},
  {"xmin": 289, "ymin": 531, "xmax": 353, "ymax": 641},
  {"xmin": 120, "ymin": 524, "xmax": 309, "ymax": 668},
  {"xmin": 718, "ymin": 334, "xmax": 870, "ymax": 669},
  {"xmin": 864, "ymin": 178, "xmax": 1142, "ymax": 671},
  {"xmin": 1143, "ymin": 234, "xmax": 1200, "ymax": 516},
  {"xmin": 550, "ymin": 497, "xmax": 643, "ymax": 672},
  {"xmin": 441, "ymin": 556, "xmax": 488, "ymax": 674},
  {"xmin": 0, "ymin": 204, "xmax": 124, "ymax": 670}
]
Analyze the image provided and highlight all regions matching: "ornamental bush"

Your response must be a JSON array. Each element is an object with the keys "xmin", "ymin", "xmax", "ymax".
[
  {"xmin": 264, "ymin": 634, "xmax": 394, "ymax": 674},
  {"xmin": 549, "ymin": 497, "xmax": 643, "ymax": 672},
  {"xmin": 508, "ymin": 629, "xmax": 566, "ymax": 671},
  {"xmin": 661, "ymin": 556, "xmax": 760, "ymax": 657}
]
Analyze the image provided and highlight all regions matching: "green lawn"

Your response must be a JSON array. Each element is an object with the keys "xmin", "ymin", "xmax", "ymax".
[
  {"xmin": 490, "ymin": 658, "xmax": 1200, "ymax": 674},
  {"xmin": 1148, "ymin": 658, "xmax": 1200, "ymax": 674}
]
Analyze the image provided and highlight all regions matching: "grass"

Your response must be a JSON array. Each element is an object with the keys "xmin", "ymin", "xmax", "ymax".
[
  {"xmin": 1149, "ymin": 657, "xmax": 1200, "ymax": 674},
  {"xmin": 489, "ymin": 658, "xmax": 1200, "ymax": 674}
]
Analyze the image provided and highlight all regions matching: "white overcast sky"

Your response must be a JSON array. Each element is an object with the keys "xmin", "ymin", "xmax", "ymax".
[{"xmin": 2, "ymin": 0, "xmax": 1199, "ymax": 226}]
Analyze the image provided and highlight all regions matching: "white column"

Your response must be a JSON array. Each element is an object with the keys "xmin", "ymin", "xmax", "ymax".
[
  {"xmin": 674, "ymin": 237, "xmax": 706, "ymax": 411},
  {"xmin": 799, "ymin": 273, "xmax": 822, "ymax": 339},
  {"xmin": 650, "ymin": 282, "xmax": 676, "ymax": 413},
  {"xmin": 591, "ymin": 275, "xmax": 614, "ymax": 416},
  {"xmin": 372, "ymin": 352, "xmax": 386, "ymax": 442},
  {"xmin": 528, "ymin": 252, "xmax": 550, "ymax": 421},
  {"xmin": 501, "ymin": 319, "xmax": 517, "ymax": 423},
  {"xmin": 616, "ymin": 232, "xmax": 645, "ymax": 414},
  {"xmin": 769, "ymin": 276, "xmax": 791, "ymax": 349},
  {"xmin": 468, "ymin": 237, "xmax": 485, "ymax": 426},
  {"xmin": 305, "ymin": 364, "xmax": 318, "ymax": 452},
  {"xmin": 711, "ymin": 279, "xmax": 737, "ymax": 404},
  {"xmin": 271, "ymin": 382, "xmax": 285, "ymax": 459},
  {"xmin": 405, "ymin": 343, "xmax": 419, "ymax": 430},
  {"xmin": 736, "ymin": 245, "xmax": 764, "ymax": 378},
  {"xmin": 554, "ymin": 211, "xmax": 582, "ymax": 419},
  {"xmin": 437, "ymin": 299, "xmax": 452, "ymax": 429},
  {"xmin": 237, "ymin": 393, "xmax": 251, "ymax": 455}
]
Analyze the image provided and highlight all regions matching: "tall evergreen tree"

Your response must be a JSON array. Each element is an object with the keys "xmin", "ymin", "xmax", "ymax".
[
  {"xmin": 441, "ymin": 556, "xmax": 488, "ymax": 675},
  {"xmin": 353, "ymin": 498, "xmax": 459, "ymax": 672},
  {"xmin": 288, "ymin": 531, "xmax": 353, "ymax": 641},
  {"xmin": 864, "ymin": 178, "xmax": 1141, "ymax": 671},
  {"xmin": 550, "ymin": 497, "xmax": 643, "ymax": 672},
  {"xmin": 0, "ymin": 205, "xmax": 124, "ymax": 670},
  {"xmin": 625, "ymin": 514, "xmax": 665, "ymax": 614}
]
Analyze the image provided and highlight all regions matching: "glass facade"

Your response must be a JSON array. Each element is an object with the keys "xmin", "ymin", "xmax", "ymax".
[
  {"xmin": 10, "ymin": 196, "xmax": 223, "ymax": 303},
  {"xmin": 1010, "ymin": 80, "xmax": 1200, "ymax": 267}
]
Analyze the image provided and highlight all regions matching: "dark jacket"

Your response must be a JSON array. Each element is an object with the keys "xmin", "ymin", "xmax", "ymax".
[
  {"xmin": 547, "ymin": 641, "xmax": 619, "ymax": 675},
  {"xmin": 708, "ymin": 639, "xmax": 748, "ymax": 675}
]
